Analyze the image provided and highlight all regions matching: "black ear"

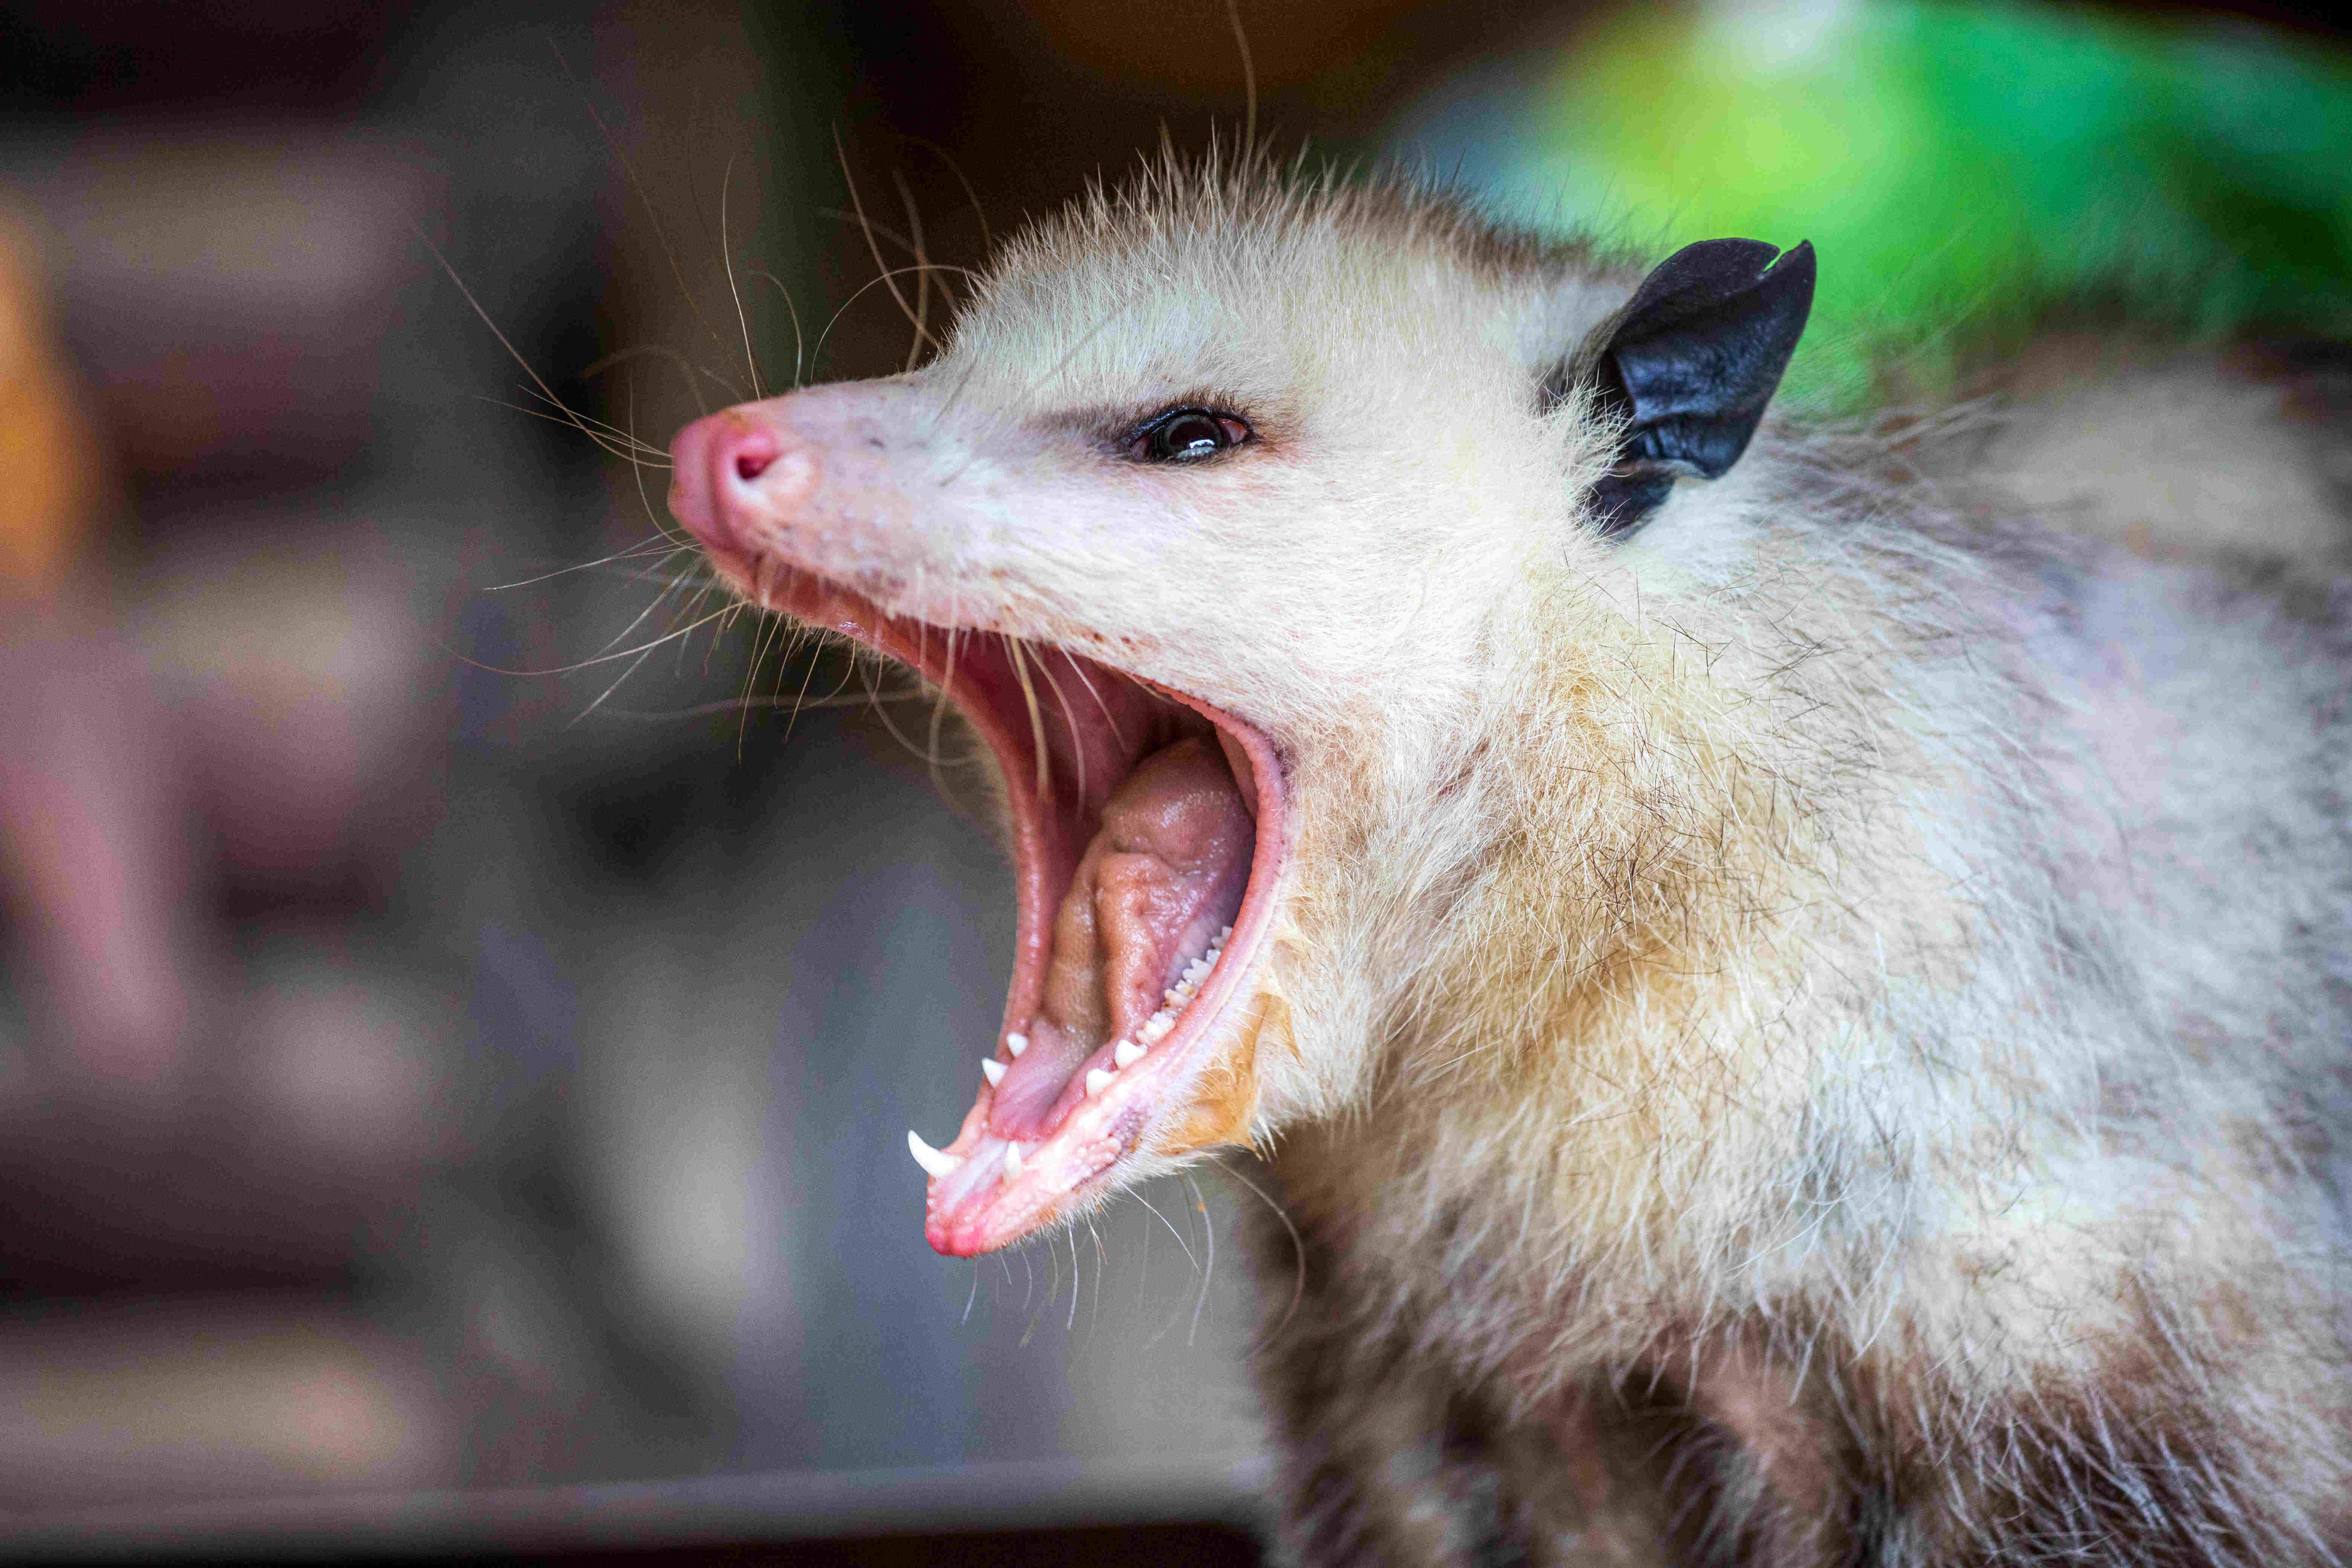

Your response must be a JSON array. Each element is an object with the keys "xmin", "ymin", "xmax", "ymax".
[{"xmin": 1572, "ymin": 238, "xmax": 1815, "ymax": 537}]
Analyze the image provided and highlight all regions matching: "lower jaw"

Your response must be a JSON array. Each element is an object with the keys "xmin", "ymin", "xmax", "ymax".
[
  {"xmin": 716, "ymin": 556, "xmax": 1288, "ymax": 1256},
  {"xmin": 925, "ymin": 862, "xmax": 1270, "ymax": 1258}
]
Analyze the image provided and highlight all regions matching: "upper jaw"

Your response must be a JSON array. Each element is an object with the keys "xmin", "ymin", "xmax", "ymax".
[{"xmin": 668, "ymin": 399, "xmax": 1294, "ymax": 1256}]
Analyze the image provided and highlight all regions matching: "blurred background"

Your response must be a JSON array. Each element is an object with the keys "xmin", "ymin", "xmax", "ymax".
[{"xmin": 0, "ymin": 0, "xmax": 2344, "ymax": 1561}]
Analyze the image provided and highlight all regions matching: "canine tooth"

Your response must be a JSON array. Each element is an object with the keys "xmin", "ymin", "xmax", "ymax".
[
  {"xmin": 1003, "ymin": 1143, "xmax": 1025, "ymax": 1178},
  {"xmin": 907, "ymin": 1130, "xmax": 964, "ymax": 1179},
  {"xmin": 1005, "ymin": 1032, "xmax": 1029, "ymax": 1058},
  {"xmin": 1085, "ymin": 1067, "xmax": 1113, "ymax": 1096},
  {"xmin": 1115, "ymin": 1039, "xmax": 1145, "ymax": 1069},
  {"xmin": 981, "ymin": 1057, "xmax": 1006, "ymax": 1086}
]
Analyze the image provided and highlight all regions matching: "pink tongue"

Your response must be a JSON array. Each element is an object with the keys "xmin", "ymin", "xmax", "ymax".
[{"xmin": 989, "ymin": 736, "xmax": 1254, "ymax": 1138}]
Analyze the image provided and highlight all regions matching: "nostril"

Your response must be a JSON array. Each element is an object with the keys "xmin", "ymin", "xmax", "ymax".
[{"xmin": 723, "ymin": 428, "xmax": 782, "ymax": 486}]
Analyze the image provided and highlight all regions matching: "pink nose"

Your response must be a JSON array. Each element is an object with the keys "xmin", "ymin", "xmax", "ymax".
[{"xmin": 666, "ymin": 411, "xmax": 819, "ymax": 556}]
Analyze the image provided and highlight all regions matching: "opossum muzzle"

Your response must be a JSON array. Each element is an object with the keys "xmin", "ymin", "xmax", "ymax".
[{"xmin": 666, "ymin": 413, "xmax": 1287, "ymax": 1256}]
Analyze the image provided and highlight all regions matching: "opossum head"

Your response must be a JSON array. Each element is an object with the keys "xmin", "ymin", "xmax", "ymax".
[{"xmin": 664, "ymin": 162, "xmax": 1812, "ymax": 1256}]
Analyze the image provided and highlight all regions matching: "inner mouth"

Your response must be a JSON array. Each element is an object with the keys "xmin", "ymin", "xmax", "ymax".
[
  {"xmin": 724, "ymin": 559, "xmax": 1285, "ymax": 1257},
  {"xmin": 989, "ymin": 727, "xmax": 1253, "ymax": 1139}
]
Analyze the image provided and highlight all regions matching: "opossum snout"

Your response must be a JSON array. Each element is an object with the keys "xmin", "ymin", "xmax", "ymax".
[{"xmin": 667, "ymin": 410, "xmax": 819, "ymax": 559}]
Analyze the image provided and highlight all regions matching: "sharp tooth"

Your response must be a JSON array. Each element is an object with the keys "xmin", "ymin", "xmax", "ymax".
[
  {"xmin": 1006, "ymin": 1032, "xmax": 1028, "ymax": 1058},
  {"xmin": 981, "ymin": 1057, "xmax": 1006, "ymax": 1086},
  {"xmin": 1085, "ymin": 1067, "xmax": 1113, "ymax": 1096},
  {"xmin": 907, "ymin": 1130, "xmax": 964, "ymax": 1179},
  {"xmin": 1114, "ymin": 1038, "xmax": 1145, "ymax": 1069},
  {"xmin": 1003, "ymin": 1143, "xmax": 1025, "ymax": 1178}
]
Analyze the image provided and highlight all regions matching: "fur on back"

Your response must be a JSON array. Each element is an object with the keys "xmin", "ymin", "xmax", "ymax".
[{"xmin": 908, "ymin": 153, "xmax": 2352, "ymax": 1562}]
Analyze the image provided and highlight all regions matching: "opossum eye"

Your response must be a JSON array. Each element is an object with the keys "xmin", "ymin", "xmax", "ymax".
[{"xmin": 1133, "ymin": 407, "xmax": 1249, "ymax": 463}]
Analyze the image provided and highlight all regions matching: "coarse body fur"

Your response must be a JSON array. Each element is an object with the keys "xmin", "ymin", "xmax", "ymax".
[
  {"xmin": 673, "ymin": 158, "xmax": 2352, "ymax": 1563},
  {"xmin": 1253, "ymin": 421, "xmax": 2352, "ymax": 1564}
]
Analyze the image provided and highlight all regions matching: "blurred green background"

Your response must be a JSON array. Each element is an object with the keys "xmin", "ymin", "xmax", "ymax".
[{"xmin": 1396, "ymin": 0, "xmax": 2352, "ymax": 409}]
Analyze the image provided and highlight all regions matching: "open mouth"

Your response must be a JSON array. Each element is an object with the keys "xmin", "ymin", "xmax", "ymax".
[{"xmin": 693, "ymin": 551, "xmax": 1287, "ymax": 1257}]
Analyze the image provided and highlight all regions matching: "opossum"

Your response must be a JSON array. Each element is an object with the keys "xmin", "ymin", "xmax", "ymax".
[{"xmin": 663, "ymin": 157, "xmax": 2352, "ymax": 1565}]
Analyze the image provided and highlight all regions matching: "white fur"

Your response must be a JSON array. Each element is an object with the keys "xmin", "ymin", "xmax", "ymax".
[{"xmin": 700, "ymin": 155, "xmax": 2352, "ymax": 1561}]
